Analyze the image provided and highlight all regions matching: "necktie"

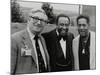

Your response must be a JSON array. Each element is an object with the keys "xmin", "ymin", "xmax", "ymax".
[{"xmin": 34, "ymin": 35, "xmax": 46, "ymax": 72}]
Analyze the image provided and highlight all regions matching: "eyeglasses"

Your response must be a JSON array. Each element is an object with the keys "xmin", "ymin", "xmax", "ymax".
[{"xmin": 30, "ymin": 16, "xmax": 48, "ymax": 23}]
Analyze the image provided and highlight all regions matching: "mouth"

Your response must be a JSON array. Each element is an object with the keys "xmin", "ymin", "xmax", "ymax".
[
  {"xmin": 61, "ymin": 28, "xmax": 68, "ymax": 32},
  {"xmin": 78, "ymin": 30, "xmax": 86, "ymax": 36},
  {"xmin": 80, "ymin": 30, "xmax": 86, "ymax": 33},
  {"xmin": 34, "ymin": 24, "xmax": 43, "ymax": 27},
  {"xmin": 60, "ymin": 29, "xmax": 68, "ymax": 35},
  {"xmin": 78, "ymin": 29, "xmax": 85, "ymax": 32},
  {"xmin": 61, "ymin": 30, "xmax": 66, "ymax": 33},
  {"xmin": 80, "ymin": 30, "xmax": 85, "ymax": 32}
]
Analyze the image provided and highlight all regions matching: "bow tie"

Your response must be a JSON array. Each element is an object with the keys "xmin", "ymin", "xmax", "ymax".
[{"xmin": 58, "ymin": 35, "xmax": 66, "ymax": 41}]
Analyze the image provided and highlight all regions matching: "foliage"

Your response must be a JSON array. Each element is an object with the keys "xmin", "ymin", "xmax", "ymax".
[{"xmin": 11, "ymin": 0, "xmax": 25, "ymax": 23}]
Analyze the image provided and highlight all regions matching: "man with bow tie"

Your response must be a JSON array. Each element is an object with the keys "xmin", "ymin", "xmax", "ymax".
[
  {"xmin": 11, "ymin": 8, "xmax": 50, "ymax": 75},
  {"xmin": 42, "ymin": 14, "xmax": 74, "ymax": 72}
]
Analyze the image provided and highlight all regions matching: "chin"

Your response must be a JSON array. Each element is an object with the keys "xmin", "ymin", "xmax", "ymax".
[
  {"xmin": 80, "ymin": 33, "xmax": 87, "ymax": 37},
  {"xmin": 79, "ymin": 32, "xmax": 85, "ymax": 36},
  {"xmin": 32, "ymin": 30, "xmax": 41, "ymax": 34},
  {"xmin": 80, "ymin": 35, "xmax": 85, "ymax": 37},
  {"xmin": 36, "ymin": 29, "xmax": 41, "ymax": 31}
]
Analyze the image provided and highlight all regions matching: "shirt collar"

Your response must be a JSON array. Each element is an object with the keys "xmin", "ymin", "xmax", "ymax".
[
  {"xmin": 56, "ymin": 29, "xmax": 59, "ymax": 36},
  {"xmin": 27, "ymin": 27, "xmax": 42, "ymax": 40},
  {"xmin": 27, "ymin": 27, "xmax": 35, "ymax": 40}
]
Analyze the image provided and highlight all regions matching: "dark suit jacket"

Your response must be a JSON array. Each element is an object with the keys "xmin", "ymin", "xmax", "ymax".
[
  {"xmin": 11, "ymin": 29, "xmax": 50, "ymax": 75},
  {"xmin": 42, "ymin": 29, "xmax": 74, "ymax": 72}
]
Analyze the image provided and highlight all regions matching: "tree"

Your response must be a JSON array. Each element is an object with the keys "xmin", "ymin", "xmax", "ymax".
[
  {"xmin": 11, "ymin": 0, "xmax": 24, "ymax": 22},
  {"xmin": 41, "ymin": 2, "xmax": 56, "ymax": 24}
]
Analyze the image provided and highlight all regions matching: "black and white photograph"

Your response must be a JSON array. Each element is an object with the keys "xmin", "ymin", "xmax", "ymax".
[{"xmin": 11, "ymin": 0, "xmax": 96, "ymax": 75}]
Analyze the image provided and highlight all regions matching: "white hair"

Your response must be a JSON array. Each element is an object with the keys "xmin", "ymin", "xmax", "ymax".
[{"xmin": 29, "ymin": 8, "xmax": 46, "ymax": 17}]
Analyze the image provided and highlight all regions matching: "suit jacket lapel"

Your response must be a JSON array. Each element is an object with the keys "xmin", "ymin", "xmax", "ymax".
[
  {"xmin": 89, "ymin": 31, "xmax": 96, "ymax": 69},
  {"xmin": 56, "ymin": 40, "xmax": 64, "ymax": 58},
  {"xmin": 21, "ymin": 29, "xmax": 37, "ymax": 66},
  {"xmin": 73, "ymin": 31, "xmax": 96, "ymax": 70},
  {"xmin": 54, "ymin": 30, "xmax": 66, "ymax": 59},
  {"xmin": 39, "ymin": 35, "xmax": 50, "ymax": 70},
  {"xmin": 73, "ymin": 35, "xmax": 80, "ymax": 70},
  {"xmin": 66, "ymin": 39, "xmax": 69, "ymax": 59}
]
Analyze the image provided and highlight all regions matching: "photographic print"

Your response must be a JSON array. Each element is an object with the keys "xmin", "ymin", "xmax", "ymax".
[{"xmin": 11, "ymin": 0, "xmax": 96, "ymax": 75}]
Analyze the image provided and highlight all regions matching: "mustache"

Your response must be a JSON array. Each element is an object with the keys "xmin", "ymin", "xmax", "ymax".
[
  {"xmin": 58, "ymin": 28, "xmax": 68, "ymax": 31},
  {"xmin": 78, "ymin": 29, "xmax": 87, "ymax": 32},
  {"xmin": 58, "ymin": 28, "xmax": 68, "ymax": 33}
]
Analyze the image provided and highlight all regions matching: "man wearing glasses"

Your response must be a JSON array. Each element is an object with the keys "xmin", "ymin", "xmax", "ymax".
[{"xmin": 11, "ymin": 8, "xmax": 50, "ymax": 75}]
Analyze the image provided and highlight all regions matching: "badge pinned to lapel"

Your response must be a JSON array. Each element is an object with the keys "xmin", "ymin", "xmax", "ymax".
[
  {"xmin": 82, "ymin": 49, "xmax": 85, "ymax": 54},
  {"xmin": 21, "ymin": 44, "xmax": 32, "ymax": 56}
]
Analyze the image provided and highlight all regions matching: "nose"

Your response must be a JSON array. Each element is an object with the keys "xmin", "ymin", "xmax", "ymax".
[
  {"xmin": 62, "ymin": 25, "xmax": 67, "ymax": 29},
  {"xmin": 80, "ymin": 26, "xmax": 84, "ymax": 29},
  {"xmin": 37, "ymin": 20, "xmax": 41, "ymax": 24}
]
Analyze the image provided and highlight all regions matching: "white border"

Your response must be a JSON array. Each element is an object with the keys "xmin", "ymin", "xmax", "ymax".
[{"xmin": 0, "ymin": 0, "xmax": 99, "ymax": 75}]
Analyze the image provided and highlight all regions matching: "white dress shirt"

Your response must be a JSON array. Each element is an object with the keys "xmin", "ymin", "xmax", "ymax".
[
  {"xmin": 56, "ymin": 30, "xmax": 66, "ymax": 59},
  {"xmin": 60, "ymin": 38, "xmax": 66, "ymax": 58},
  {"xmin": 27, "ymin": 27, "xmax": 47, "ymax": 71}
]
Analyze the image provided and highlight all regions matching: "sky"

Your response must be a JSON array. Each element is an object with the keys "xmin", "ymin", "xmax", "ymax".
[{"xmin": 17, "ymin": 0, "xmax": 79, "ymax": 13}]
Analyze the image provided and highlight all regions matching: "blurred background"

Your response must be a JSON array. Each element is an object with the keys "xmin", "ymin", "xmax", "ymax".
[{"xmin": 11, "ymin": 0, "xmax": 96, "ymax": 37}]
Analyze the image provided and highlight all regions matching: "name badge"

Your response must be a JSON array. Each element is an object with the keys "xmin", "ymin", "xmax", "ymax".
[{"xmin": 21, "ymin": 47, "xmax": 32, "ymax": 56}]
